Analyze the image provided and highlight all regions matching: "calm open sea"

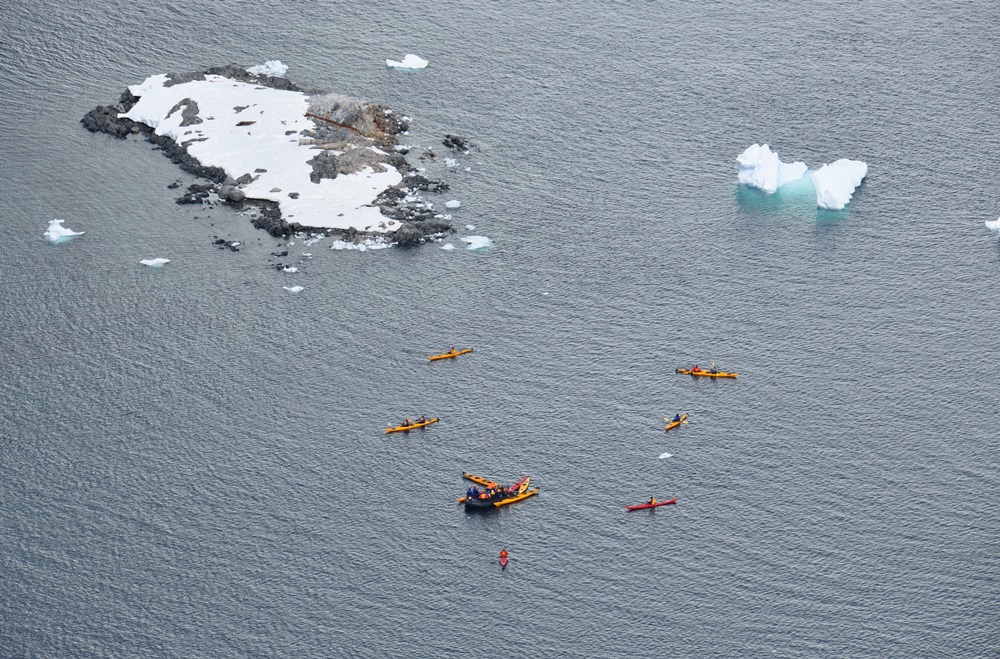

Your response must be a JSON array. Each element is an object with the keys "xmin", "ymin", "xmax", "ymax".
[{"xmin": 1, "ymin": 0, "xmax": 998, "ymax": 655}]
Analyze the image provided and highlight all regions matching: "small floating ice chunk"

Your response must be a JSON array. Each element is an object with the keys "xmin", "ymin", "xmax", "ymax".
[
  {"xmin": 445, "ymin": 158, "xmax": 458, "ymax": 168},
  {"xmin": 331, "ymin": 237, "xmax": 391, "ymax": 251},
  {"xmin": 246, "ymin": 60, "xmax": 288, "ymax": 77},
  {"xmin": 659, "ymin": 452, "xmax": 672, "ymax": 459},
  {"xmin": 810, "ymin": 159, "xmax": 868, "ymax": 210},
  {"xmin": 440, "ymin": 243, "xmax": 456, "ymax": 251},
  {"xmin": 737, "ymin": 144, "xmax": 807, "ymax": 194},
  {"xmin": 283, "ymin": 266, "xmax": 298, "ymax": 273},
  {"xmin": 985, "ymin": 217, "xmax": 1000, "ymax": 232},
  {"xmin": 283, "ymin": 285, "xmax": 304, "ymax": 293},
  {"xmin": 386, "ymin": 54, "xmax": 428, "ymax": 69},
  {"xmin": 465, "ymin": 224, "xmax": 475, "ymax": 230},
  {"xmin": 44, "ymin": 219, "xmax": 84, "ymax": 243},
  {"xmin": 461, "ymin": 236, "xmax": 492, "ymax": 250},
  {"xmin": 445, "ymin": 200, "xmax": 461, "ymax": 209},
  {"xmin": 140, "ymin": 258, "xmax": 170, "ymax": 267}
]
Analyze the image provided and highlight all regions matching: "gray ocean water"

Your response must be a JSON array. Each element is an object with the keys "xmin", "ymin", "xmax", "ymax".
[{"xmin": 2, "ymin": 0, "xmax": 998, "ymax": 656}]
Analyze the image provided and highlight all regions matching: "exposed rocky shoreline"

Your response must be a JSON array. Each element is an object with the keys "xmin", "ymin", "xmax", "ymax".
[{"xmin": 82, "ymin": 64, "xmax": 467, "ymax": 246}]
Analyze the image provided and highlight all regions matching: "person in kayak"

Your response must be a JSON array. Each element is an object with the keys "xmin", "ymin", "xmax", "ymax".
[
  {"xmin": 449, "ymin": 347, "xmax": 457, "ymax": 355},
  {"xmin": 710, "ymin": 362, "xmax": 718, "ymax": 374},
  {"xmin": 649, "ymin": 497, "xmax": 657, "ymax": 505},
  {"xmin": 691, "ymin": 365, "xmax": 701, "ymax": 373},
  {"xmin": 672, "ymin": 413, "xmax": 682, "ymax": 423},
  {"xmin": 401, "ymin": 418, "xmax": 412, "ymax": 427},
  {"xmin": 417, "ymin": 415, "xmax": 426, "ymax": 424}
]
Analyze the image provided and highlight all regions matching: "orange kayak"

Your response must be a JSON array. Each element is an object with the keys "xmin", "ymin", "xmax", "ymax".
[
  {"xmin": 675, "ymin": 368, "xmax": 737, "ymax": 379},
  {"xmin": 429, "ymin": 347, "xmax": 473, "ymax": 361}
]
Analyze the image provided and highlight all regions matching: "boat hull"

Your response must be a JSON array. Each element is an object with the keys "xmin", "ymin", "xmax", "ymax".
[
  {"xmin": 675, "ymin": 368, "xmax": 737, "ymax": 379},
  {"xmin": 386, "ymin": 417, "xmax": 439, "ymax": 434},
  {"xmin": 626, "ymin": 498, "xmax": 677, "ymax": 511},
  {"xmin": 429, "ymin": 347, "xmax": 473, "ymax": 361},
  {"xmin": 665, "ymin": 413, "xmax": 688, "ymax": 431}
]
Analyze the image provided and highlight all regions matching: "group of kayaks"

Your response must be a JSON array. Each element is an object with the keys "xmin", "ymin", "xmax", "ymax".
[
  {"xmin": 384, "ymin": 348, "xmax": 543, "ymax": 516},
  {"xmin": 626, "ymin": 362, "xmax": 738, "ymax": 511}
]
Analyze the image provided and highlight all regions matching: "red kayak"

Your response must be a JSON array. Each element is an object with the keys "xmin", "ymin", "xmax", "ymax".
[
  {"xmin": 626, "ymin": 498, "xmax": 677, "ymax": 511},
  {"xmin": 499, "ymin": 550, "xmax": 509, "ymax": 569}
]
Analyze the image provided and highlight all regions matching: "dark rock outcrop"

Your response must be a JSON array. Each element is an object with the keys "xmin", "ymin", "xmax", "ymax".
[{"xmin": 83, "ymin": 64, "xmax": 464, "ymax": 246}]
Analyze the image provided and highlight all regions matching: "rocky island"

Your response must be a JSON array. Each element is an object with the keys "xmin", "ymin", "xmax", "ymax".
[{"xmin": 82, "ymin": 63, "xmax": 459, "ymax": 246}]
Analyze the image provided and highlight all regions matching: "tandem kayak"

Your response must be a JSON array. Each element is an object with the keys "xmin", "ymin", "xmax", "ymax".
[
  {"xmin": 664, "ymin": 413, "xmax": 688, "ymax": 431},
  {"xmin": 429, "ymin": 347, "xmax": 473, "ymax": 361},
  {"xmin": 385, "ymin": 417, "xmax": 439, "ymax": 434},
  {"xmin": 626, "ymin": 498, "xmax": 677, "ymax": 511},
  {"xmin": 463, "ymin": 472, "xmax": 498, "ymax": 488},
  {"xmin": 675, "ymin": 368, "xmax": 738, "ymax": 379},
  {"xmin": 463, "ymin": 487, "xmax": 539, "ymax": 511}
]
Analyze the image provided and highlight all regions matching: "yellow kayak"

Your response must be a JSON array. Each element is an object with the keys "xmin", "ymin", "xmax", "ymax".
[
  {"xmin": 664, "ymin": 413, "xmax": 688, "ymax": 431},
  {"xmin": 518, "ymin": 477, "xmax": 530, "ymax": 494},
  {"xmin": 493, "ymin": 488, "xmax": 539, "ymax": 507},
  {"xmin": 429, "ymin": 347, "xmax": 473, "ymax": 361},
  {"xmin": 386, "ymin": 417, "xmax": 439, "ymax": 434},
  {"xmin": 463, "ymin": 472, "xmax": 498, "ymax": 488},
  {"xmin": 676, "ymin": 368, "xmax": 738, "ymax": 379}
]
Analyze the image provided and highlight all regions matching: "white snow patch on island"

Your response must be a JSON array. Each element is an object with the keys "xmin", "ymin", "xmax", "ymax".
[
  {"xmin": 140, "ymin": 258, "xmax": 170, "ymax": 267},
  {"xmin": 461, "ymin": 236, "xmax": 492, "ymax": 250},
  {"xmin": 44, "ymin": 219, "xmax": 84, "ymax": 243},
  {"xmin": 331, "ymin": 237, "xmax": 391, "ymax": 251},
  {"xmin": 246, "ymin": 60, "xmax": 288, "ymax": 77},
  {"xmin": 120, "ymin": 74, "xmax": 403, "ymax": 233},
  {"xmin": 386, "ymin": 54, "xmax": 428, "ymax": 69},
  {"xmin": 810, "ymin": 159, "xmax": 868, "ymax": 210},
  {"xmin": 984, "ymin": 217, "xmax": 1000, "ymax": 232},
  {"xmin": 737, "ymin": 144, "xmax": 807, "ymax": 194}
]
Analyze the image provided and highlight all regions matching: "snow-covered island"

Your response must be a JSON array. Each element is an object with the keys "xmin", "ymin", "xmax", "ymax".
[{"xmin": 82, "ymin": 64, "xmax": 455, "ymax": 246}]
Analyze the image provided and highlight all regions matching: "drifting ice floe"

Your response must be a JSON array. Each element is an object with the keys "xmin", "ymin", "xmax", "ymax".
[
  {"xmin": 465, "ymin": 224, "xmax": 475, "ymax": 230},
  {"xmin": 140, "ymin": 258, "xmax": 170, "ymax": 267},
  {"xmin": 246, "ymin": 60, "xmax": 288, "ymax": 77},
  {"xmin": 283, "ymin": 266, "xmax": 298, "ymax": 273},
  {"xmin": 43, "ymin": 219, "xmax": 84, "ymax": 243},
  {"xmin": 659, "ymin": 452, "xmax": 672, "ymax": 459},
  {"xmin": 330, "ymin": 237, "xmax": 391, "ymax": 251},
  {"xmin": 445, "ymin": 158, "xmax": 458, "ymax": 168},
  {"xmin": 385, "ymin": 54, "xmax": 428, "ymax": 70},
  {"xmin": 810, "ymin": 159, "xmax": 868, "ymax": 210},
  {"xmin": 736, "ymin": 144, "xmax": 807, "ymax": 194},
  {"xmin": 445, "ymin": 200, "xmax": 461, "ymax": 209},
  {"xmin": 283, "ymin": 285, "xmax": 304, "ymax": 293},
  {"xmin": 440, "ymin": 243, "xmax": 456, "ymax": 251},
  {"xmin": 461, "ymin": 236, "xmax": 492, "ymax": 250},
  {"xmin": 984, "ymin": 217, "xmax": 1000, "ymax": 232}
]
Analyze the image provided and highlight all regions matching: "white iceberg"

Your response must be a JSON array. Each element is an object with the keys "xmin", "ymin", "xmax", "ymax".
[
  {"xmin": 810, "ymin": 159, "xmax": 868, "ymax": 210},
  {"xmin": 985, "ymin": 217, "xmax": 1000, "ymax": 232},
  {"xmin": 283, "ymin": 266, "xmax": 298, "ymax": 273},
  {"xmin": 465, "ymin": 224, "xmax": 475, "ymax": 230},
  {"xmin": 445, "ymin": 200, "xmax": 461, "ymax": 209},
  {"xmin": 736, "ymin": 144, "xmax": 807, "ymax": 194},
  {"xmin": 140, "ymin": 258, "xmax": 170, "ymax": 267},
  {"xmin": 331, "ymin": 237, "xmax": 391, "ymax": 251},
  {"xmin": 461, "ymin": 236, "xmax": 492, "ymax": 250},
  {"xmin": 385, "ymin": 54, "xmax": 428, "ymax": 69},
  {"xmin": 283, "ymin": 285, "xmax": 304, "ymax": 293},
  {"xmin": 246, "ymin": 60, "xmax": 288, "ymax": 77},
  {"xmin": 445, "ymin": 158, "xmax": 458, "ymax": 168},
  {"xmin": 44, "ymin": 219, "xmax": 84, "ymax": 243},
  {"xmin": 440, "ymin": 243, "xmax": 456, "ymax": 251}
]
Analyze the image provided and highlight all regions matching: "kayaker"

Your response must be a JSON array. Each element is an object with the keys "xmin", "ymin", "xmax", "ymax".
[
  {"xmin": 417, "ymin": 415, "xmax": 426, "ymax": 424},
  {"xmin": 672, "ymin": 413, "xmax": 682, "ymax": 423},
  {"xmin": 691, "ymin": 364, "xmax": 701, "ymax": 373},
  {"xmin": 649, "ymin": 496, "xmax": 657, "ymax": 505},
  {"xmin": 402, "ymin": 418, "xmax": 412, "ymax": 427},
  {"xmin": 710, "ymin": 362, "xmax": 718, "ymax": 374},
  {"xmin": 450, "ymin": 347, "xmax": 456, "ymax": 354}
]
